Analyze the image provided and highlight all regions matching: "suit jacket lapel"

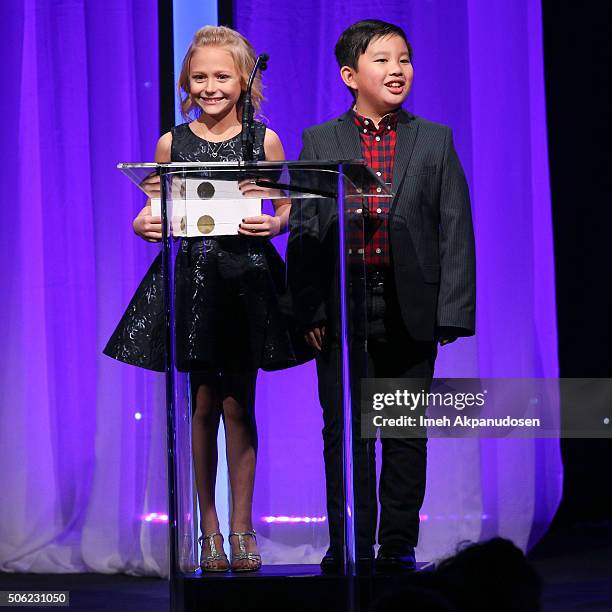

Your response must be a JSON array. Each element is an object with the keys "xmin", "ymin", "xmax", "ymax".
[
  {"xmin": 392, "ymin": 110, "xmax": 419, "ymax": 196},
  {"xmin": 334, "ymin": 111, "xmax": 362, "ymax": 159}
]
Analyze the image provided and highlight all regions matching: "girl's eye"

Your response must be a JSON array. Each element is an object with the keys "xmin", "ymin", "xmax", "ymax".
[
  {"xmin": 376, "ymin": 58, "xmax": 387, "ymax": 63},
  {"xmin": 217, "ymin": 75, "xmax": 230, "ymax": 80},
  {"xmin": 401, "ymin": 59, "xmax": 411, "ymax": 64}
]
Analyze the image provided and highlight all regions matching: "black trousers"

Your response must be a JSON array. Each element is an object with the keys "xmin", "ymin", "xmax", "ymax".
[{"xmin": 316, "ymin": 268, "xmax": 437, "ymax": 557}]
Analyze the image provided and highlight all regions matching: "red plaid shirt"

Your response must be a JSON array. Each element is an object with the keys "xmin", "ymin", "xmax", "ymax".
[{"xmin": 348, "ymin": 109, "xmax": 397, "ymax": 267}]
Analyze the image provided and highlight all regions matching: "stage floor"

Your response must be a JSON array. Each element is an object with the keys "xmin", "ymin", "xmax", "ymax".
[{"xmin": 1, "ymin": 524, "xmax": 610, "ymax": 611}]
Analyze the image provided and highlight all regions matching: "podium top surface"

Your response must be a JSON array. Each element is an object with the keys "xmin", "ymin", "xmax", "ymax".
[
  {"xmin": 117, "ymin": 159, "xmax": 392, "ymax": 200},
  {"xmin": 117, "ymin": 159, "xmax": 367, "ymax": 169}
]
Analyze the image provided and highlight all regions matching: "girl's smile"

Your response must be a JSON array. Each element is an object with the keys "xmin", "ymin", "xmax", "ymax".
[{"xmin": 189, "ymin": 46, "xmax": 243, "ymax": 121}]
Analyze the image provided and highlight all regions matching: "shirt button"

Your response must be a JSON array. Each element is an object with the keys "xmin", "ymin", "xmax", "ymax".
[
  {"xmin": 363, "ymin": 129, "xmax": 368, "ymax": 133},
  {"xmin": 348, "ymin": 249, "xmax": 353, "ymax": 254},
  {"xmin": 355, "ymin": 208, "xmax": 362, "ymax": 214},
  {"xmin": 375, "ymin": 136, "xmax": 381, "ymax": 142},
  {"xmin": 387, "ymin": 125, "xmax": 391, "ymax": 130},
  {"xmin": 376, "ymin": 187, "xmax": 382, "ymax": 193},
  {"xmin": 364, "ymin": 120, "xmax": 369, "ymax": 125},
  {"xmin": 357, "ymin": 248, "xmax": 364, "ymax": 255},
  {"xmin": 376, "ymin": 171, "xmax": 381, "ymax": 176},
  {"xmin": 376, "ymin": 248, "xmax": 382, "ymax": 254},
  {"xmin": 376, "ymin": 208, "xmax": 382, "ymax": 214}
]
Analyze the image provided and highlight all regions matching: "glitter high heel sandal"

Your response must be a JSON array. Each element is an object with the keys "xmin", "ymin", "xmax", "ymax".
[
  {"xmin": 198, "ymin": 532, "xmax": 229, "ymax": 572},
  {"xmin": 229, "ymin": 529, "xmax": 262, "ymax": 572}
]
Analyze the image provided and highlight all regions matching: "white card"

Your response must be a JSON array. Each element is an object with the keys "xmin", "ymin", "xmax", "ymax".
[{"xmin": 150, "ymin": 198, "xmax": 262, "ymax": 237}]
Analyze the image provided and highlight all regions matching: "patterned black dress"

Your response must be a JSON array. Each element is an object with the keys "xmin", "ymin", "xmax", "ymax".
[{"xmin": 104, "ymin": 122, "xmax": 311, "ymax": 373}]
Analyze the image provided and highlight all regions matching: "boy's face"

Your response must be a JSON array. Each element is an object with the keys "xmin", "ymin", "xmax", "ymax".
[{"xmin": 341, "ymin": 34, "xmax": 413, "ymax": 118}]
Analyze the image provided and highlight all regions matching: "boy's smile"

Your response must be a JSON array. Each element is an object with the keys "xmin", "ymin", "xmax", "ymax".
[{"xmin": 341, "ymin": 34, "xmax": 413, "ymax": 123}]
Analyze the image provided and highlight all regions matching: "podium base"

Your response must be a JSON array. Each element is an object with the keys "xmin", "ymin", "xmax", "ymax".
[{"xmin": 179, "ymin": 562, "xmax": 433, "ymax": 612}]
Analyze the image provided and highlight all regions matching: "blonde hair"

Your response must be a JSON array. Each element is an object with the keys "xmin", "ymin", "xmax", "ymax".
[{"xmin": 177, "ymin": 26, "xmax": 263, "ymax": 121}]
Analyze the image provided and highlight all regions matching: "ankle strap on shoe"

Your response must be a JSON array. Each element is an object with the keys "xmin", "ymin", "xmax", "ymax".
[{"xmin": 200, "ymin": 532, "xmax": 224, "ymax": 557}]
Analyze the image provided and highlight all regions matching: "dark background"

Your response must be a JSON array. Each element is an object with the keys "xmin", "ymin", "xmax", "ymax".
[{"xmin": 543, "ymin": 0, "xmax": 611, "ymax": 527}]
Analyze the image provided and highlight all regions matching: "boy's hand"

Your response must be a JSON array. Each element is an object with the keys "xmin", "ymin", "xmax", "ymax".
[
  {"xmin": 305, "ymin": 326, "xmax": 326, "ymax": 351},
  {"xmin": 437, "ymin": 326, "xmax": 459, "ymax": 346},
  {"xmin": 133, "ymin": 205, "xmax": 162, "ymax": 242},
  {"xmin": 238, "ymin": 215, "xmax": 281, "ymax": 238}
]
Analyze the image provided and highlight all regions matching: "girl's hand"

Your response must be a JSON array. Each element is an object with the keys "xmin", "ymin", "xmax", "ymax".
[
  {"xmin": 139, "ymin": 172, "xmax": 161, "ymax": 198},
  {"xmin": 238, "ymin": 214, "xmax": 282, "ymax": 238},
  {"xmin": 238, "ymin": 178, "xmax": 282, "ymax": 199},
  {"xmin": 133, "ymin": 205, "xmax": 162, "ymax": 242}
]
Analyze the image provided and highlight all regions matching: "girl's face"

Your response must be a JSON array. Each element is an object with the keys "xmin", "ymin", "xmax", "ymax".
[{"xmin": 189, "ymin": 46, "xmax": 243, "ymax": 120}]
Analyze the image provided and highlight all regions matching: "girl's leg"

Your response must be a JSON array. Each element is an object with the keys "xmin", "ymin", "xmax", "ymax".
[
  {"xmin": 190, "ymin": 371, "xmax": 227, "ymax": 569},
  {"xmin": 221, "ymin": 370, "xmax": 260, "ymax": 569}
]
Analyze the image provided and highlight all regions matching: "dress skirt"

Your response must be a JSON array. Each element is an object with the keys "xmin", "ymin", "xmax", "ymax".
[{"xmin": 104, "ymin": 236, "xmax": 312, "ymax": 373}]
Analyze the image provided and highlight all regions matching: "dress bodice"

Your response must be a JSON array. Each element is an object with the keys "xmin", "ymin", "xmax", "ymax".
[{"xmin": 170, "ymin": 121, "xmax": 267, "ymax": 163}]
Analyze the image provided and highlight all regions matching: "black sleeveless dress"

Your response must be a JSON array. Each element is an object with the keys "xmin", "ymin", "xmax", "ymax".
[{"xmin": 104, "ymin": 122, "xmax": 311, "ymax": 373}]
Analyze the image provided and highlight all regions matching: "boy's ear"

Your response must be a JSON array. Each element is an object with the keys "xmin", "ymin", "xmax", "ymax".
[{"xmin": 340, "ymin": 66, "xmax": 358, "ymax": 92}]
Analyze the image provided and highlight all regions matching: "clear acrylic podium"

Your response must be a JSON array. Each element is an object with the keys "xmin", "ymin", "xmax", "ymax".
[{"xmin": 117, "ymin": 160, "xmax": 391, "ymax": 611}]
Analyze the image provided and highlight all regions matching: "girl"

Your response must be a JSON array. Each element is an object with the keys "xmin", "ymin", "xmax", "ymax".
[{"xmin": 105, "ymin": 26, "xmax": 308, "ymax": 572}]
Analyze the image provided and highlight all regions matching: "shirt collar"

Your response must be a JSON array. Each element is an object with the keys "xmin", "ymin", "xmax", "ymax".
[{"xmin": 352, "ymin": 107, "xmax": 400, "ymax": 133}]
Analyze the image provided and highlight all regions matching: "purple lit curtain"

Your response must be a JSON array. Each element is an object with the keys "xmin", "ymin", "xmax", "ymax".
[
  {"xmin": 0, "ymin": 0, "xmax": 562, "ymax": 578},
  {"xmin": 238, "ymin": 0, "xmax": 563, "ymax": 561},
  {"xmin": 0, "ymin": 1, "xmax": 166, "ymax": 574}
]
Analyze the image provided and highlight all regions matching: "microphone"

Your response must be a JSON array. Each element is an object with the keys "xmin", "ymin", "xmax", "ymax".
[{"xmin": 241, "ymin": 53, "xmax": 269, "ymax": 162}]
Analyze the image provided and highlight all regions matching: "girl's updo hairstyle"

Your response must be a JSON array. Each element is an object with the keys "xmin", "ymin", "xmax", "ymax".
[{"xmin": 177, "ymin": 25, "xmax": 263, "ymax": 121}]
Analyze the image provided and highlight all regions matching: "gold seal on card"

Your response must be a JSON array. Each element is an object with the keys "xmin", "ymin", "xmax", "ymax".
[
  {"xmin": 197, "ymin": 215, "xmax": 215, "ymax": 234},
  {"xmin": 197, "ymin": 181, "xmax": 215, "ymax": 200}
]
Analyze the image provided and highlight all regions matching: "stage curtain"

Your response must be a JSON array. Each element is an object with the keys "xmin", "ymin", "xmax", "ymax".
[
  {"xmin": 0, "ymin": 0, "xmax": 167, "ymax": 574},
  {"xmin": 0, "ymin": 0, "xmax": 562, "ymax": 575}
]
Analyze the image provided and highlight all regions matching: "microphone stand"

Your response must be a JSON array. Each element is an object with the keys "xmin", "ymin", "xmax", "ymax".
[{"xmin": 241, "ymin": 53, "xmax": 269, "ymax": 162}]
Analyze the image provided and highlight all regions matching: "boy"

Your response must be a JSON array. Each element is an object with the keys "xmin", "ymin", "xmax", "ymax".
[{"xmin": 287, "ymin": 20, "xmax": 475, "ymax": 571}]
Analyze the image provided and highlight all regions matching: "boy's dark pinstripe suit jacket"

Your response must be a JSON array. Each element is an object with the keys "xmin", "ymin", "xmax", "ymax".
[{"xmin": 287, "ymin": 109, "xmax": 476, "ymax": 342}]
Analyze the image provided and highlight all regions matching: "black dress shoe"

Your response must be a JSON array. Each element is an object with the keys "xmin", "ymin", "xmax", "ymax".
[
  {"xmin": 320, "ymin": 550, "xmax": 375, "ymax": 574},
  {"xmin": 375, "ymin": 547, "xmax": 417, "ymax": 572},
  {"xmin": 356, "ymin": 556, "xmax": 375, "ymax": 574},
  {"xmin": 320, "ymin": 550, "xmax": 343, "ymax": 574}
]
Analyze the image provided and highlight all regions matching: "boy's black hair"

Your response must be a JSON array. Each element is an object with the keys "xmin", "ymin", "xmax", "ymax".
[{"xmin": 334, "ymin": 20, "xmax": 413, "ymax": 70}]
